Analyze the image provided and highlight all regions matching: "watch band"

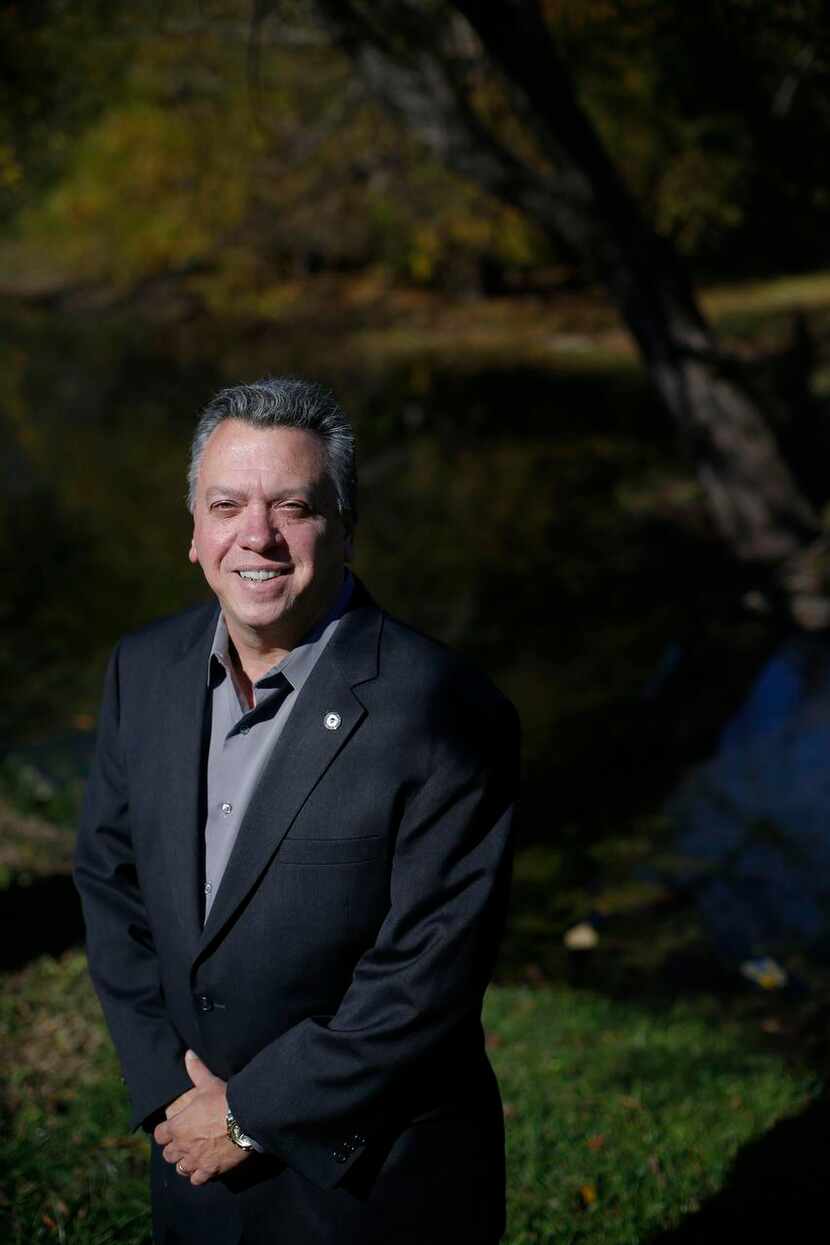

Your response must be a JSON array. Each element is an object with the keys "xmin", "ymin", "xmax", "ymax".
[{"xmin": 226, "ymin": 1107, "xmax": 255, "ymax": 1150}]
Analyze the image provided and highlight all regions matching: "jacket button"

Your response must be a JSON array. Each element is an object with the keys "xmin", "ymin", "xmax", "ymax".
[{"xmin": 194, "ymin": 994, "xmax": 213, "ymax": 1013}]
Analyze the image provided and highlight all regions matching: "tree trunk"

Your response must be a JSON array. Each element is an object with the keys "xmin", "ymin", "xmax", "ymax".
[
  {"xmin": 312, "ymin": 0, "xmax": 830, "ymax": 625},
  {"xmin": 455, "ymin": 0, "xmax": 827, "ymax": 622}
]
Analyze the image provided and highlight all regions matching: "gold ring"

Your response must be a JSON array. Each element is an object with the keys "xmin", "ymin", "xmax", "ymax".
[{"xmin": 176, "ymin": 1160, "xmax": 187, "ymax": 1176}]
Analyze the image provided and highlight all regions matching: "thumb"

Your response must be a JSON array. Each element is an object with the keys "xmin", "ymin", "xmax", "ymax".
[{"xmin": 184, "ymin": 1049, "xmax": 214, "ymax": 1087}]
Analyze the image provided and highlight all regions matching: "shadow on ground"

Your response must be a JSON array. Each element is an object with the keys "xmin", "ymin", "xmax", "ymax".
[
  {"xmin": 0, "ymin": 875, "xmax": 84, "ymax": 970},
  {"xmin": 647, "ymin": 1096, "xmax": 830, "ymax": 1244}
]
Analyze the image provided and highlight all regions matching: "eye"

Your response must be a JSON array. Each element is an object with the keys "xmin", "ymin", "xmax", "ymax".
[{"xmin": 210, "ymin": 500, "xmax": 239, "ymax": 513}]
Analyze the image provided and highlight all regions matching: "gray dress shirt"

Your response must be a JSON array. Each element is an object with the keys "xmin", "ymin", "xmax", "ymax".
[{"xmin": 203, "ymin": 574, "xmax": 353, "ymax": 922}]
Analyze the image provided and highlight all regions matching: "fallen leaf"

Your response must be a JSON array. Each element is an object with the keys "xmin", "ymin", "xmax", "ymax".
[
  {"xmin": 564, "ymin": 922, "xmax": 600, "ymax": 950},
  {"xmin": 579, "ymin": 1183, "xmax": 598, "ymax": 1209},
  {"xmin": 739, "ymin": 957, "xmax": 788, "ymax": 990},
  {"xmin": 99, "ymin": 1136, "xmax": 142, "ymax": 1149},
  {"xmin": 586, "ymin": 1134, "xmax": 606, "ymax": 1151},
  {"xmin": 503, "ymin": 1102, "xmax": 518, "ymax": 1119}
]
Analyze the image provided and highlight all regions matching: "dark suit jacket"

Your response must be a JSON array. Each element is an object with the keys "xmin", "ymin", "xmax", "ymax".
[{"xmin": 74, "ymin": 585, "xmax": 520, "ymax": 1245}]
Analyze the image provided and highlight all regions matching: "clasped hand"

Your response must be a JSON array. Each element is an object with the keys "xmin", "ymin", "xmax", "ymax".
[{"xmin": 153, "ymin": 1049, "xmax": 251, "ymax": 1186}]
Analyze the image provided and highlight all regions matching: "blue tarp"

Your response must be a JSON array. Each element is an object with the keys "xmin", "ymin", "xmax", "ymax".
[{"xmin": 667, "ymin": 636, "xmax": 830, "ymax": 962}]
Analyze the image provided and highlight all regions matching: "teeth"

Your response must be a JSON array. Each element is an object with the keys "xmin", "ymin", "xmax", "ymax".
[{"xmin": 238, "ymin": 570, "xmax": 281, "ymax": 581}]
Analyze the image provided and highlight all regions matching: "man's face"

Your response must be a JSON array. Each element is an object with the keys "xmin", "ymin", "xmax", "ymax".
[{"xmin": 189, "ymin": 420, "xmax": 351, "ymax": 654}]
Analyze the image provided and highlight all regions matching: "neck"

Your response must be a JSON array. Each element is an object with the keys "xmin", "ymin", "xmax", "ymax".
[
  {"xmin": 224, "ymin": 575, "xmax": 349, "ymax": 691},
  {"xmin": 223, "ymin": 575, "xmax": 348, "ymax": 687},
  {"xmin": 228, "ymin": 631, "xmax": 292, "ymax": 692},
  {"xmin": 226, "ymin": 643, "xmax": 269, "ymax": 709}
]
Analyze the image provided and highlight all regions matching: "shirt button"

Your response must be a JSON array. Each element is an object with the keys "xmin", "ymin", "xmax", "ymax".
[
  {"xmin": 220, "ymin": 802, "xmax": 233, "ymax": 816},
  {"xmin": 204, "ymin": 881, "xmax": 213, "ymax": 894},
  {"xmin": 240, "ymin": 726, "xmax": 250, "ymax": 735}
]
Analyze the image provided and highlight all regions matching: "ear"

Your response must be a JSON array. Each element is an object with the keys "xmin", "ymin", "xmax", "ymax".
[{"xmin": 188, "ymin": 536, "xmax": 199, "ymax": 565}]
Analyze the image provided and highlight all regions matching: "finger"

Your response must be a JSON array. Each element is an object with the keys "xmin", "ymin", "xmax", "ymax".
[
  {"xmin": 165, "ymin": 1088, "xmax": 197, "ymax": 1119},
  {"xmin": 190, "ymin": 1168, "xmax": 211, "ymax": 1186},
  {"xmin": 163, "ymin": 1143, "xmax": 185, "ymax": 1165},
  {"xmin": 184, "ymin": 1049, "xmax": 215, "ymax": 1088},
  {"xmin": 154, "ymin": 1121, "xmax": 172, "ymax": 1145}
]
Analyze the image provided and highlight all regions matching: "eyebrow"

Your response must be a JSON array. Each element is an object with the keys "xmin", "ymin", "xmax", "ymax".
[
  {"xmin": 204, "ymin": 485, "xmax": 317, "ymax": 502},
  {"xmin": 205, "ymin": 487, "xmax": 246, "ymax": 501}
]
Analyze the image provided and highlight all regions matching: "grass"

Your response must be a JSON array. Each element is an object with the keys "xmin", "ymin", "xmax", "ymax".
[
  {"xmin": 488, "ymin": 986, "xmax": 817, "ymax": 1244},
  {"xmin": 702, "ymin": 269, "xmax": 830, "ymax": 325},
  {"xmin": 239, "ymin": 266, "xmax": 830, "ymax": 371},
  {"xmin": 0, "ymin": 953, "xmax": 149, "ymax": 1245},
  {"xmin": 0, "ymin": 933, "xmax": 821, "ymax": 1244}
]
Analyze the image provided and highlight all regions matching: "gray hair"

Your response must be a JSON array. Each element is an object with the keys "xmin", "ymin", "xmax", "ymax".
[{"xmin": 187, "ymin": 376, "xmax": 357, "ymax": 526}]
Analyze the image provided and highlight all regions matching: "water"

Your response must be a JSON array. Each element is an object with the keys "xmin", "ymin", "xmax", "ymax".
[{"xmin": 0, "ymin": 297, "xmax": 695, "ymax": 830}]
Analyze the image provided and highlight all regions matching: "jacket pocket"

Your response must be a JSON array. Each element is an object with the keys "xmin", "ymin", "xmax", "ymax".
[{"xmin": 276, "ymin": 835, "xmax": 386, "ymax": 865}]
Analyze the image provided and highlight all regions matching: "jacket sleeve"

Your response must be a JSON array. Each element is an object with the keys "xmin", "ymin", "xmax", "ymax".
[
  {"xmin": 227, "ymin": 697, "xmax": 520, "ymax": 1189},
  {"xmin": 73, "ymin": 643, "xmax": 192, "ymax": 1130}
]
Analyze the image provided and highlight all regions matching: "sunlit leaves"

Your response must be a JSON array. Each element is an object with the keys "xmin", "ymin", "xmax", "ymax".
[{"xmin": 4, "ymin": 1, "xmax": 543, "ymax": 297}]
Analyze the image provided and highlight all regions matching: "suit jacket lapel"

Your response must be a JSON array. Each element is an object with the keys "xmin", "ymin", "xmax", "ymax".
[
  {"xmin": 160, "ymin": 604, "xmax": 218, "ymax": 960},
  {"xmin": 196, "ymin": 597, "xmax": 382, "ymax": 959}
]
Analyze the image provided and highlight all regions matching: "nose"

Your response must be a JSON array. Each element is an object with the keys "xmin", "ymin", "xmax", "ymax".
[{"xmin": 240, "ymin": 503, "xmax": 282, "ymax": 552}]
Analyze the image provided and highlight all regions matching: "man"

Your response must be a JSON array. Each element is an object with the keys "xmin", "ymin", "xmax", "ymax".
[{"xmin": 74, "ymin": 376, "xmax": 520, "ymax": 1244}]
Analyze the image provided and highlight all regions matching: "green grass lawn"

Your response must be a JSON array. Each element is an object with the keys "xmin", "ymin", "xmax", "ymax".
[
  {"xmin": 0, "ymin": 952, "xmax": 149, "ymax": 1245},
  {"xmin": 0, "ymin": 947, "xmax": 819, "ymax": 1245},
  {"xmin": 488, "ymin": 986, "xmax": 818, "ymax": 1244}
]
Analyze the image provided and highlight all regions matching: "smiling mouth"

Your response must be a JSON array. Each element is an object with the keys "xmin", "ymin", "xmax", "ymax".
[{"xmin": 236, "ymin": 569, "xmax": 289, "ymax": 582}]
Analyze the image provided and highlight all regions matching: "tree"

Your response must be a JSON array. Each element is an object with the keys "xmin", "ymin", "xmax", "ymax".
[{"xmin": 296, "ymin": 0, "xmax": 830, "ymax": 626}]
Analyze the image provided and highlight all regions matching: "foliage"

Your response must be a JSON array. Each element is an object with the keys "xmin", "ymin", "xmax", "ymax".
[
  {"xmin": 0, "ymin": 757, "xmax": 86, "ymax": 831},
  {"xmin": 0, "ymin": 1, "xmax": 138, "ymax": 225},
  {"xmin": 538, "ymin": 0, "xmax": 830, "ymax": 272},
  {"xmin": 2, "ymin": 0, "xmax": 544, "ymax": 298},
  {"xmin": 0, "ymin": 797, "xmax": 74, "ymax": 900},
  {"xmin": 5, "ymin": 1, "xmax": 830, "ymax": 299}
]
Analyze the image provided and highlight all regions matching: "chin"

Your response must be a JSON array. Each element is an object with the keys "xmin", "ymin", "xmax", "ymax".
[{"xmin": 248, "ymin": 607, "xmax": 294, "ymax": 633}]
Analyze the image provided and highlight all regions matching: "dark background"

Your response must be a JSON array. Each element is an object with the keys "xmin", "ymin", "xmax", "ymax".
[{"xmin": 3, "ymin": 4, "xmax": 830, "ymax": 1243}]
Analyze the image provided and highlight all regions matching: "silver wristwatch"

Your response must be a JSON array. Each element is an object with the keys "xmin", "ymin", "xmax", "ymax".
[{"xmin": 226, "ymin": 1107, "xmax": 255, "ymax": 1150}]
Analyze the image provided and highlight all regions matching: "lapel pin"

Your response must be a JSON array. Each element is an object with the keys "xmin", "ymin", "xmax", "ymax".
[{"xmin": 323, "ymin": 711, "xmax": 342, "ymax": 731}]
